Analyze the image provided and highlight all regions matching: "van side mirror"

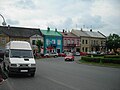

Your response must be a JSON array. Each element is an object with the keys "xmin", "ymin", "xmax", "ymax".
[{"xmin": 0, "ymin": 58, "xmax": 3, "ymax": 63}]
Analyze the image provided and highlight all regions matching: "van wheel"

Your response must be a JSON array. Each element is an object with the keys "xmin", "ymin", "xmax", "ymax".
[
  {"xmin": 31, "ymin": 73, "xmax": 35, "ymax": 77},
  {"xmin": 7, "ymin": 66, "xmax": 12, "ymax": 77}
]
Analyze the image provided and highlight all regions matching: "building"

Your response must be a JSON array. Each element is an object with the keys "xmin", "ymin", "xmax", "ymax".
[
  {"xmin": 40, "ymin": 27, "xmax": 62, "ymax": 54},
  {"xmin": 60, "ymin": 29, "xmax": 80, "ymax": 52},
  {"xmin": 71, "ymin": 29, "xmax": 106, "ymax": 52},
  {"xmin": 0, "ymin": 25, "xmax": 42, "ymax": 51}
]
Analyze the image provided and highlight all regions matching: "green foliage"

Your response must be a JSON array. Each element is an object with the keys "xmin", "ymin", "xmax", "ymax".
[
  {"xmin": 81, "ymin": 55, "xmax": 120, "ymax": 64},
  {"xmin": 104, "ymin": 55, "xmax": 120, "ymax": 58},
  {"xmin": 106, "ymin": 34, "xmax": 120, "ymax": 51},
  {"xmin": 36, "ymin": 40, "xmax": 43, "ymax": 53},
  {"xmin": 101, "ymin": 58, "xmax": 120, "ymax": 64}
]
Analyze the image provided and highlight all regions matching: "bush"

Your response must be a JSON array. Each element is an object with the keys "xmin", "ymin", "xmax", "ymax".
[
  {"xmin": 81, "ymin": 57, "xmax": 101, "ymax": 63},
  {"xmin": 81, "ymin": 56, "xmax": 120, "ymax": 64},
  {"xmin": 101, "ymin": 58, "xmax": 120, "ymax": 64},
  {"xmin": 104, "ymin": 55, "xmax": 120, "ymax": 58}
]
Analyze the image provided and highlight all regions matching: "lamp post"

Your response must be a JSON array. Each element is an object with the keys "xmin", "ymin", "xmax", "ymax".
[{"xmin": 0, "ymin": 14, "xmax": 7, "ymax": 26}]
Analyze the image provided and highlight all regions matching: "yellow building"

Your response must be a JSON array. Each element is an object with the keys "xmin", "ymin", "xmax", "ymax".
[
  {"xmin": 71, "ymin": 29, "xmax": 106, "ymax": 52},
  {"xmin": 0, "ymin": 26, "xmax": 42, "ymax": 51}
]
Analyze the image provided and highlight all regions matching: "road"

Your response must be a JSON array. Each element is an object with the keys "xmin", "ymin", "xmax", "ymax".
[{"xmin": 0, "ymin": 56, "xmax": 120, "ymax": 90}]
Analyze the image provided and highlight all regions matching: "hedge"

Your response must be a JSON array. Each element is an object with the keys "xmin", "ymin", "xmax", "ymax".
[
  {"xmin": 81, "ymin": 57, "xmax": 101, "ymax": 63},
  {"xmin": 81, "ymin": 56, "xmax": 120, "ymax": 64},
  {"xmin": 100, "ymin": 58, "xmax": 120, "ymax": 64},
  {"xmin": 104, "ymin": 55, "xmax": 120, "ymax": 58}
]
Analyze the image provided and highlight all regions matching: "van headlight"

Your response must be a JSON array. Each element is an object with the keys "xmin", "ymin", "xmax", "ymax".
[
  {"xmin": 11, "ymin": 64, "xmax": 17, "ymax": 67},
  {"xmin": 31, "ymin": 64, "xmax": 36, "ymax": 67}
]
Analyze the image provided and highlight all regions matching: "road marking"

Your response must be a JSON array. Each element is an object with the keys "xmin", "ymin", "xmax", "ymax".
[{"xmin": 42, "ymin": 76, "xmax": 80, "ymax": 90}]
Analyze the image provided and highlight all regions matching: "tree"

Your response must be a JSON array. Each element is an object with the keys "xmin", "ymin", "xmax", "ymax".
[
  {"xmin": 106, "ymin": 34, "xmax": 120, "ymax": 52},
  {"xmin": 36, "ymin": 40, "xmax": 43, "ymax": 53}
]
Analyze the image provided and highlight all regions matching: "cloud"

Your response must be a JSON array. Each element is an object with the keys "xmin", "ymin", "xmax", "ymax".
[
  {"xmin": 47, "ymin": 18, "xmax": 73, "ymax": 30},
  {"xmin": 6, "ymin": 19, "xmax": 19, "ymax": 25},
  {"xmin": 76, "ymin": 14, "xmax": 106, "ymax": 29},
  {"xmin": 14, "ymin": 0, "xmax": 36, "ymax": 9},
  {"xmin": 0, "ymin": 0, "xmax": 120, "ymax": 36}
]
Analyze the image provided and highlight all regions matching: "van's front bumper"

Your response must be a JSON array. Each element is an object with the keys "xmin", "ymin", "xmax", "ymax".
[{"xmin": 8, "ymin": 67, "xmax": 36, "ymax": 75}]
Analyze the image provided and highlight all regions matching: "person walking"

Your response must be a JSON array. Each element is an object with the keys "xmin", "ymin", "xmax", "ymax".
[{"xmin": 0, "ymin": 58, "xmax": 7, "ymax": 85}]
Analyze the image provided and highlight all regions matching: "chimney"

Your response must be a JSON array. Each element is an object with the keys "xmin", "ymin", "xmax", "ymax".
[
  {"xmin": 47, "ymin": 27, "xmax": 50, "ymax": 31},
  {"xmin": 81, "ymin": 28, "xmax": 83, "ymax": 31},
  {"xmin": 63, "ymin": 29, "xmax": 65, "ymax": 33},
  {"xmin": 64, "ymin": 31, "xmax": 67, "ymax": 35},
  {"xmin": 55, "ymin": 28, "xmax": 57, "ymax": 32},
  {"xmin": 90, "ymin": 29, "xmax": 92, "ymax": 32},
  {"xmin": 8, "ymin": 25, "xmax": 10, "ymax": 29}
]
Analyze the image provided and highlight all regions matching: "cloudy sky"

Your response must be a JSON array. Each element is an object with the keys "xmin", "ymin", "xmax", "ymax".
[{"xmin": 0, "ymin": 0, "xmax": 120, "ymax": 36}]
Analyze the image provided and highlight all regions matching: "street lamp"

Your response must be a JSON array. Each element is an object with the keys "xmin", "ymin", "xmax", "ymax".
[{"xmin": 0, "ymin": 14, "xmax": 7, "ymax": 26}]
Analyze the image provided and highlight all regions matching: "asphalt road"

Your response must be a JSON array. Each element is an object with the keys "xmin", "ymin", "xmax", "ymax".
[{"xmin": 0, "ymin": 56, "xmax": 120, "ymax": 90}]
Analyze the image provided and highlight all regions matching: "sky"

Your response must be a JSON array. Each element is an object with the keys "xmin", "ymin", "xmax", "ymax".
[{"xmin": 0, "ymin": 0, "xmax": 120, "ymax": 36}]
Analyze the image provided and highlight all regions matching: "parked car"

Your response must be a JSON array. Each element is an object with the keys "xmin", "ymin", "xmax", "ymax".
[
  {"xmin": 58, "ymin": 53, "xmax": 66, "ymax": 57},
  {"xmin": 80, "ymin": 52, "xmax": 87, "ymax": 56},
  {"xmin": 65, "ymin": 53, "xmax": 74, "ymax": 61},
  {"xmin": 44, "ymin": 52, "xmax": 58, "ymax": 57},
  {"xmin": 74, "ymin": 52, "xmax": 80, "ymax": 56}
]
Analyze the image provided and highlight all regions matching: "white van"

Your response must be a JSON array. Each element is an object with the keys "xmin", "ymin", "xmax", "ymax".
[{"xmin": 3, "ymin": 41, "xmax": 36, "ymax": 77}]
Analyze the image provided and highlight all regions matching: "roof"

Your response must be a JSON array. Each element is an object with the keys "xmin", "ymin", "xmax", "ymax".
[
  {"xmin": 0, "ymin": 26, "xmax": 41, "ymax": 38},
  {"xmin": 60, "ymin": 32, "xmax": 78, "ymax": 38},
  {"xmin": 71, "ymin": 29, "xmax": 90, "ymax": 37},
  {"xmin": 6, "ymin": 41, "xmax": 31, "ymax": 50},
  {"xmin": 71, "ymin": 29, "xmax": 106, "ymax": 38},
  {"xmin": 40, "ymin": 29, "xmax": 62, "ymax": 36}
]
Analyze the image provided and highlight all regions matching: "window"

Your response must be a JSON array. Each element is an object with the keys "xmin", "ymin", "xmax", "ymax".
[
  {"xmin": 77, "ymin": 40, "xmax": 79, "ymax": 45},
  {"xmin": 71, "ymin": 39, "xmax": 74, "ymax": 44},
  {"xmin": 46, "ymin": 39, "xmax": 50, "ymax": 45},
  {"xmin": 85, "ymin": 47, "xmax": 88, "ymax": 52},
  {"xmin": 68, "ymin": 39, "xmax": 70, "ymax": 44},
  {"xmin": 64, "ymin": 39, "xmax": 66, "ymax": 45},
  {"xmin": 86, "ymin": 40, "xmax": 88, "ymax": 44},
  {"xmin": 82, "ymin": 40, "xmax": 84, "ymax": 44},
  {"xmin": 1, "ymin": 38, "xmax": 6, "ymax": 44},
  {"xmin": 32, "ymin": 40, "xmax": 36, "ymax": 45},
  {"xmin": 57, "ymin": 40, "xmax": 61, "ymax": 45},
  {"xmin": 10, "ymin": 49, "xmax": 33, "ymax": 58},
  {"xmin": 52, "ymin": 39, "xmax": 55, "ymax": 44},
  {"xmin": 82, "ymin": 47, "xmax": 84, "ymax": 52}
]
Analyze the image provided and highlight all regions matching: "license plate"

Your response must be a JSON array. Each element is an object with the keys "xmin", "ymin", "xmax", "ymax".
[{"xmin": 20, "ymin": 70, "xmax": 28, "ymax": 72}]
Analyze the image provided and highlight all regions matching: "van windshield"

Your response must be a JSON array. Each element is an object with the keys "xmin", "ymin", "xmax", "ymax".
[{"xmin": 10, "ymin": 49, "xmax": 33, "ymax": 58}]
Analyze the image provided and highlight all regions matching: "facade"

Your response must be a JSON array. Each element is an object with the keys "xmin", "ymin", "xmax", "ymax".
[
  {"xmin": 40, "ymin": 28, "xmax": 62, "ymax": 54},
  {"xmin": 71, "ymin": 29, "xmax": 106, "ymax": 52},
  {"xmin": 60, "ymin": 30, "xmax": 80, "ymax": 52},
  {"xmin": 0, "ymin": 26, "xmax": 42, "ymax": 51}
]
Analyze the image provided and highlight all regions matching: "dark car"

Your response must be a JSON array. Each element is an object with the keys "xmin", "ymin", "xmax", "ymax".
[{"xmin": 58, "ymin": 53, "xmax": 66, "ymax": 57}]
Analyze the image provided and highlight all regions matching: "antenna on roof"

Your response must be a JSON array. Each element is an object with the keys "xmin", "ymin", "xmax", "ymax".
[
  {"xmin": 76, "ymin": 24, "xmax": 77, "ymax": 29},
  {"xmin": 83, "ymin": 25, "xmax": 85, "ymax": 29}
]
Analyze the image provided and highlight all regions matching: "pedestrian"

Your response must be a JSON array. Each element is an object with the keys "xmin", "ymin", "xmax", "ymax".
[{"xmin": 0, "ymin": 58, "xmax": 7, "ymax": 85}]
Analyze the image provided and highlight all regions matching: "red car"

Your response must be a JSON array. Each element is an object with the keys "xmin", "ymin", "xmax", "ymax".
[
  {"xmin": 65, "ymin": 53, "xmax": 74, "ymax": 61},
  {"xmin": 58, "ymin": 53, "xmax": 66, "ymax": 57},
  {"xmin": 80, "ymin": 52, "xmax": 87, "ymax": 56}
]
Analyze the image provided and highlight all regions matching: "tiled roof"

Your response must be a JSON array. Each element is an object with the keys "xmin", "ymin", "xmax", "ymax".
[
  {"xmin": 71, "ymin": 29, "xmax": 106, "ymax": 38},
  {"xmin": 40, "ymin": 29, "xmax": 62, "ymax": 36},
  {"xmin": 0, "ymin": 26, "xmax": 41, "ymax": 38},
  {"xmin": 60, "ymin": 32, "xmax": 78, "ymax": 38},
  {"xmin": 71, "ymin": 29, "xmax": 90, "ymax": 37},
  {"xmin": 84, "ymin": 31, "xmax": 106, "ymax": 38}
]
